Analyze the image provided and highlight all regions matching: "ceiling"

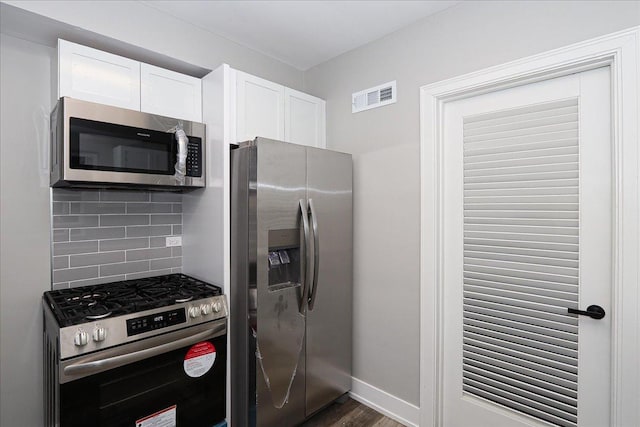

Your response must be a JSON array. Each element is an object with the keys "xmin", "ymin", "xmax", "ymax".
[{"xmin": 141, "ymin": 1, "xmax": 460, "ymax": 70}]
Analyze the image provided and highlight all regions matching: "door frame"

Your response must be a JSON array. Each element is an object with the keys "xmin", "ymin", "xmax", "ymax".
[{"xmin": 419, "ymin": 27, "xmax": 640, "ymax": 427}]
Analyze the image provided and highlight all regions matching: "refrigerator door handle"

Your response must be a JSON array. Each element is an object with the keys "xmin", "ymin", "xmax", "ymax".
[
  {"xmin": 308, "ymin": 198, "xmax": 320, "ymax": 311},
  {"xmin": 299, "ymin": 199, "xmax": 311, "ymax": 313}
]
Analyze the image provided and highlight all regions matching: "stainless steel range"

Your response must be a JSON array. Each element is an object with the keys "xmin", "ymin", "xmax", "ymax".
[{"xmin": 43, "ymin": 273, "xmax": 228, "ymax": 427}]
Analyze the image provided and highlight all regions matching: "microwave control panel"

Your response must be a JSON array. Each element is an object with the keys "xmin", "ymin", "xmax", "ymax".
[{"xmin": 186, "ymin": 138, "xmax": 202, "ymax": 178}]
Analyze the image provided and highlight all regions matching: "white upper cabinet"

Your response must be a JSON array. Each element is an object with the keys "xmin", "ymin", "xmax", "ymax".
[
  {"xmin": 58, "ymin": 40, "xmax": 202, "ymax": 121},
  {"xmin": 236, "ymin": 71, "xmax": 285, "ymax": 142},
  {"xmin": 58, "ymin": 40, "xmax": 140, "ymax": 111},
  {"xmin": 234, "ymin": 70, "xmax": 325, "ymax": 148},
  {"xmin": 284, "ymin": 88, "xmax": 326, "ymax": 148},
  {"xmin": 140, "ymin": 63, "xmax": 202, "ymax": 122}
]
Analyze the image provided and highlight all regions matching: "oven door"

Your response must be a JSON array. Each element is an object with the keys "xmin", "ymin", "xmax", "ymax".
[{"xmin": 59, "ymin": 320, "xmax": 226, "ymax": 427}]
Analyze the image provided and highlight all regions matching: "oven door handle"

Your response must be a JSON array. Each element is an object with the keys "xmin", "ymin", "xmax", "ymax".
[{"xmin": 63, "ymin": 323, "xmax": 225, "ymax": 378}]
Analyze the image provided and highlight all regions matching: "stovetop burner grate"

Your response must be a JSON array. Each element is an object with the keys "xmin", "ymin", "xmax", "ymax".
[{"xmin": 45, "ymin": 274, "xmax": 222, "ymax": 326}]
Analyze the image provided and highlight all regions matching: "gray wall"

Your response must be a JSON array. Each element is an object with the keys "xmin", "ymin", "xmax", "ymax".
[
  {"xmin": 0, "ymin": 34, "xmax": 55, "ymax": 427},
  {"xmin": 303, "ymin": 0, "xmax": 640, "ymax": 406}
]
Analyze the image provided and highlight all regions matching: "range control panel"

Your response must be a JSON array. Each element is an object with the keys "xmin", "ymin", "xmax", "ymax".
[
  {"xmin": 126, "ymin": 308, "xmax": 186, "ymax": 336},
  {"xmin": 56, "ymin": 295, "xmax": 228, "ymax": 359}
]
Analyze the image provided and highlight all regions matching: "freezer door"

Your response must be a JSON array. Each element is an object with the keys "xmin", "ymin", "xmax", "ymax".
[
  {"xmin": 305, "ymin": 147, "xmax": 353, "ymax": 416},
  {"xmin": 254, "ymin": 138, "xmax": 308, "ymax": 427},
  {"xmin": 230, "ymin": 144, "xmax": 255, "ymax": 427}
]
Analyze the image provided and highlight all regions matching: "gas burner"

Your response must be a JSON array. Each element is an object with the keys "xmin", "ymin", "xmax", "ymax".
[
  {"xmin": 83, "ymin": 301, "xmax": 118, "ymax": 320},
  {"xmin": 86, "ymin": 311, "xmax": 112, "ymax": 320},
  {"xmin": 44, "ymin": 274, "xmax": 222, "ymax": 327},
  {"xmin": 65, "ymin": 292, "xmax": 107, "ymax": 303}
]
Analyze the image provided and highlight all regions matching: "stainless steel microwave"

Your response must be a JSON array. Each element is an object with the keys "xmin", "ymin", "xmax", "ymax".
[{"xmin": 50, "ymin": 97, "xmax": 205, "ymax": 189}]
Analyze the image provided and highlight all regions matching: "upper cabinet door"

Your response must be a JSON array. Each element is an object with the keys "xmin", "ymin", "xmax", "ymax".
[
  {"xmin": 140, "ymin": 63, "xmax": 202, "ymax": 122},
  {"xmin": 58, "ymin": 39, "xmax": 140, "ymax": 111},
  {"xmin": 284, "ymin": 88, "xmax": 326, "ymax": 148},
  {"xmin": 236, "ymin": 71, "xmax": 285, "ymax": 142}
]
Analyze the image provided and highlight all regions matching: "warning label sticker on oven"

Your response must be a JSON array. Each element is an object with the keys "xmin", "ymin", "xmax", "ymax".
[
  {"xmin": 184, "ymin": 341, "xmax": 216, "ymax": 378},
  {"xmin": 136, "ymin": 404, "xmax": 176, "ymax": 427}
]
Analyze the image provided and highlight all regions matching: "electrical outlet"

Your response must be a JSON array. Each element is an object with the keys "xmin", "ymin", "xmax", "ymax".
[{"xmin": 166, "ymin": 236, "xmax": 182, "ymax": 247}]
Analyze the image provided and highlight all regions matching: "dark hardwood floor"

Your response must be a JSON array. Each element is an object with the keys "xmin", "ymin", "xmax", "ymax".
[{"xmin": 301, "ymin": 398, "xmax": 405, "ymax": 427}]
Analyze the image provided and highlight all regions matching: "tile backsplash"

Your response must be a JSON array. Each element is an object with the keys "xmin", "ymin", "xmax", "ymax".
[{"xmin": 51, "ymin": 189, "xmax": 183, "ymax": 289}]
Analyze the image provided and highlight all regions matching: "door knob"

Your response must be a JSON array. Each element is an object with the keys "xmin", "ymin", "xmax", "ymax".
[{"xmin": 567, "ymin": 304, "xmax": 605, "ymax": 319}]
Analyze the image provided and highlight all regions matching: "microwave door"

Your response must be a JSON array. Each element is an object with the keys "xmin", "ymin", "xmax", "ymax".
[
  {"xmin": 111, "ymin": 144, "xmax": 172, "ymax": 173},
  {"xmin": 70, "ymin": 118, "xmax": 175, "ymax": 175}
]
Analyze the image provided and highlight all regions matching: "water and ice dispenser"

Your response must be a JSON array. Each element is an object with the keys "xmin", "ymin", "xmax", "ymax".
[{"xmin": 267, "ymin": 228, "xmax": 301, "ymax": 291}]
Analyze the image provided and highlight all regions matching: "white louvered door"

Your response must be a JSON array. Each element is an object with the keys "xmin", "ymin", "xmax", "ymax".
[{"xmin": 442, "ymin": 67, "xmax": 611, "ymax": 427}]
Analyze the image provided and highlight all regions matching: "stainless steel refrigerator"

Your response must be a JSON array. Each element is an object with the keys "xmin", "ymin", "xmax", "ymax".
[{"xmin": 230, "ymin": 138, "xmax": 352, "ymax": 426}]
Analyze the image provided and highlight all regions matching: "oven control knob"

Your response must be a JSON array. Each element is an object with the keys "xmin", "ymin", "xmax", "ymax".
[
  {"xmin": 74, "ymin": 330, "xmax": 88, "ymax": 347},
  {"xmin": 92, "ymin": 327, "xmax": 107, "ymax": 342},
  {"xmin": 200, "ymin": 304, "xmax": 211, "ymax": 315},
  {"xmin": 211, "ymin": 301, "xmax": 222, "ymax": 314},
  {"xmin": 188, "ymin": 306, "xmax": 201, "ymax": 318}
]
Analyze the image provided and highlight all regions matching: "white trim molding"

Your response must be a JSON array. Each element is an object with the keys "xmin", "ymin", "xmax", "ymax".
[
  {"xmin": 419, "ymin": 27, "xmax": 640, "ymax": 427},
  {"xmin": 350, "ymin": 377, "xmax": 420, "ymax": 427}
]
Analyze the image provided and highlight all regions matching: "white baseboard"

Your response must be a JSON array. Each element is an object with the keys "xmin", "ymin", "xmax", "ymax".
[{"xmin": 349, "ymin": 377, "xmax": 420, "ymax": 427}]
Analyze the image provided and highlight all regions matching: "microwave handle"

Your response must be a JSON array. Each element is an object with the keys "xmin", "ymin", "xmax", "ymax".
[{"xmin": 63, "ymin": 321, "xmax": 225, "ymax": 378}]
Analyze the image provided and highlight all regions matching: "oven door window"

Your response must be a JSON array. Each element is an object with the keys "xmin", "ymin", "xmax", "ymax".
[
  {"xmin": 60, "ymin": 335, "xmax": 226, "ymax": 427},
  {"xmin": 69, "ymin": 118, "xmax": 175, "ymax": 175}
]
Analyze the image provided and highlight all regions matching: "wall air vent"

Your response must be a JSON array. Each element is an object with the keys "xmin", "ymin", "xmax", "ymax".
[{"xmin": 352, "ymin": 80, "xmax": 396, "ymax": 113}]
